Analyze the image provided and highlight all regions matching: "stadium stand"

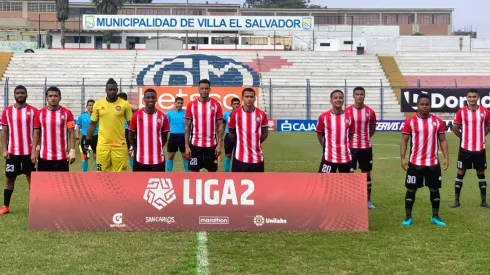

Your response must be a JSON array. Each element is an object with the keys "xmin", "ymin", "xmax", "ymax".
[
  {"xmin": 395, "ymin": 52, "xmax": 490, "ymax": 88},
  {"xmin": 0, "ymin": 50, "xmax": 403, "ymax": 119}
]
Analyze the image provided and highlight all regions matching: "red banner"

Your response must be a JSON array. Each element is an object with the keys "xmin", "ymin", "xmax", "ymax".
[
  {"xmin": 268, "ymin": 119, "xmax": 276, "ymax": 131},
  {"xmin": 29, "ymin": 172, "xmax": 368, "ymax": 232}
]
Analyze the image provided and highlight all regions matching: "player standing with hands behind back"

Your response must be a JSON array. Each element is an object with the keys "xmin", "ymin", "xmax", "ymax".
[
  {"xmin": 451, "ymin": 88, "xmax": 490, "ymax": 208},
  {"xmin": 228, "ymin": 88, "xmax": 268, "ymax": 172},
  {"xmin": 185, "ymin": 79, "xmax": 224, "ymax": 172},
  {"xmin": 0, "ymin": 85, "xmax": 37, "ymax": 215},
  {"xmin": 400, "ymin": 94, "xmax": 449, "ymax": 227}
]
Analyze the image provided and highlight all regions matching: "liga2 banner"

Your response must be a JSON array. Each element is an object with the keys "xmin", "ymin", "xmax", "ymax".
[
  {"xmin": 276, "ymin": 119, "xmax": 456, "ymax": 132},
  {"xmin": 138, "ymin": 86, "xmax": 259, "ymax": 112},
  {"xmin": 29, "ymin": 172, "xmax": 368, "ymax": 232},
  {"xmin": 83, "ymin": 15, "xmax": 314, "ymax": 31},
  {"xmin": 401, "ymin": 88, "xmax": 490, "ymax": 113}
]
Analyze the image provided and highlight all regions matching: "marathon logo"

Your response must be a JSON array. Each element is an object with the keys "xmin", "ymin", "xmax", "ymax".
[{"xmin": 199, "ymin": 216, "xmax": 230, "ymax": 225}]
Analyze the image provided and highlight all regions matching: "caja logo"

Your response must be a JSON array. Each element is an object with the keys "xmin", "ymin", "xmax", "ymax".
[{"xmin": 136, "ymin": 54, "xmax": 260, "ymax": 87}]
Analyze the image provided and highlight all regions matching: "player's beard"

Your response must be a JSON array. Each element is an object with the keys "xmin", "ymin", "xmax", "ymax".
[{"xmin": 15, "ymin": 98, "xmax": 26, "ymax": 104}]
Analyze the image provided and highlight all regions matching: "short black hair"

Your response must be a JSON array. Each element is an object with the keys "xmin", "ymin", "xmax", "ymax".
[
  {"xmin": 467, "ymin": 88, "xmax": 479, "ymax": 95},
  {"xmin": 199, "ymin": 79, "xmax": 211, "ymax": 86},
  {"xmin": 86, "ymin": 99, "xmax": 95, "ymax": 106},
  {"xmin": 144, "ymin": 88, "xmax": 157, "ymax": 95},
  {"xmin": 14, "ymin": 85, "xmax": 27, "ymax": 93},
  {"xmin": 106, "ymin": 78, "xmax": 118, "ymax": 86},
  {"xmin": 175, "ymin": 97, "xmax": 184, "ymax": 102},
  {"xmin": 353, "ymin": 86, "xmax": 365, "ymax": 94},
  {"xmin": 417, "ymin": 93, "xmax": 431, "ymax": 103},
  {"xmin": 117, "ymin": 92, "xmax": 128, "ymax": 100},
  {"xmin": 46, "ymin": 86, "xmax": 61, "ymax": 96},
  {"xmin": 330, "ymin": 89, "xmax": 344, "ymax": 99},
  {"xmin": 242, "ymin": 88, "xmax": 255, "ymax": 97},
  {"xmin": 231, "ymin": 97, "xmax": 241, "ymax": 104}
]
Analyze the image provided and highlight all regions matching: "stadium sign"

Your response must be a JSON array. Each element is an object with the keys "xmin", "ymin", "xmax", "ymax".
[
  {"xmin": 400, "ymin": 88, "xmax": 490, "ymax": 113},
  {"xmin": 29, "ymin": 172, "xmax": 368, "ymax": 232},
  {"xmin": 83, "ymin": 15, "xmax": 314, "ymax": 31}
]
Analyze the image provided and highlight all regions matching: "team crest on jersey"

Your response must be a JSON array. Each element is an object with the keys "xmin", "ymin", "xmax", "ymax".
[
  {"xmin": 345, "ymin": 118, "xmax": 350, "ymax": 124},
  {"xmin": 481, "ymin": 112, "xmax": 484, "ymax": 117},
  {"xmin": 60, "ymin": 115, "xmax": 65, "ymax": 119},
  {"xmin": 256, "ymin": 117, "xmax": 261, "ymax": 122},
  {"xmin": 116, "ymin": 106, "xmax": 121, "ymax": 111},
  {"xmin": 211, "ymin": 106, "xmax": 215, "ymax": 111},
  {"xmin": 26, "ymin": 112, "xmax": 31, "ymax": 115},
  {"xmin": 157, "ymin": 118, "xmax": 163, "ymax": 124},
  {"xmin": 365, "ymin": 113, "xmax": 370, "ymax": 117},
  {"xmin": 432, "ymin": 121, "xmax": 437, "ymax": 126}
]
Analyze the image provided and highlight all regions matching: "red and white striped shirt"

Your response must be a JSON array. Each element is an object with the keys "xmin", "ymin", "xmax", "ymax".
[
  {"xmin": 402, "ymin": 114, "xmax": 445, "ymax": 167},
  {"xmin": 316, "ymin": 111, "xmax": 353, "ymax": 164},
  {"xmin": 1, "ymin": 104, "xmax": 37, "ymax": 156},
  {"xmin": 228, "ymin": 107, "xmax": 268, "ymax": 163},
  {"xmin": 129, "ymin": 109, "xmax": 170, "ymax": 165},
  {"xmin": 454, "ymin": 106, "xmax": 490, "ymax": 152},
  {"xmin": 185, "ymin": 98, "xmax": 223, "ymax": 147},
  {"xmin": 345, "ymin": 105, "xmax": 376, "ymax": 149},
  {"xmin": 34, "ymin": 106, "xmax": 75, "ymax": 161}
]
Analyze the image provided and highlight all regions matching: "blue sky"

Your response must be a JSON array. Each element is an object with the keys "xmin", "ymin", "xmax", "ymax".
[{"xmin": 72, "ymin": 0, "xmax": 487, "ymax": 38}]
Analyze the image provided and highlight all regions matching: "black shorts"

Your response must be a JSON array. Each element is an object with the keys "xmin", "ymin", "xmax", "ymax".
[
  {"xmin": 81, "ymin": 135, "xmax": 98, "ymax": 155},
  {"xmin": 167, "ymin": 134, "xmax": 185, "ymax": 153},
  {"xmin": 189, "ymin": 145, "xmax": 217, "ymax": 172},
  {"xmin": 37, "ymin": 158, "xmax": 69, "ymax": 172},
  {"xmin": 5, "ymin": 154, "xmax": 35, "ymax": 178},
  {"xmin": 457, "ymin": 148, "xmax": 487, "ymax": 170},
  {"xmin": 224, "ymin": 133, "xmax": 235, "ymax": 155},
  {"xmin": 318, "ymin": 159, "xmax": 353, "ymax": 173},
  {"xmin": 232, "ymin": 159, "xmax": 264, "ymax": 172},
  {"xmin": 405, "ymin": 163, "xmax": 442, "ymax": 189},
  {"xmin": 133, "ymin": 160, "xmax": 166, "ymax": 172},
  {"xmin": 350, "ymin": 147, "xmax": 373, "ymax": 171}
]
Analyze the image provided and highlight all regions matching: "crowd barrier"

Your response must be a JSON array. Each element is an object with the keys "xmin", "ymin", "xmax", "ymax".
[{"xmin": 29, "ymin": 172, "xmax": 368, "ymax": 232}]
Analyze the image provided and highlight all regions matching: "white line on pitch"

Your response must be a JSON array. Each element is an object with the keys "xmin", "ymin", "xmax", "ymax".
[{"xmin": 197, "ymin": 231, "xmax": 210, "ymax": 275}]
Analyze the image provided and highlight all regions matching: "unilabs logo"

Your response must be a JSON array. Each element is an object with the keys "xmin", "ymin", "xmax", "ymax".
[{"xmin": 253, "ymin": 215, "xmax": 287, "ymax": 227}]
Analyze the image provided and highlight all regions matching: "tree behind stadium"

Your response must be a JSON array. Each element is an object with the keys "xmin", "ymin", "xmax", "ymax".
[
  {"xmin": 55, "ymin": 0, "xmax": 69, "ymax": 49},
  {"xmin": 92, "ymin": 0, "xmax": 124, "ymax": 50}
]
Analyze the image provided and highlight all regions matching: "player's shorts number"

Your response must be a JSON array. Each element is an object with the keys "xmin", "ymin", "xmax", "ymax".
[
  {"xmin": 5, "ymin": 164, "xmax": 14, "ymax": 173},
  {"xmin": 189, "ymin": 158, "xmax": 198, "ymax": 166},
  {"xmin": 457, "ymin": 161, "xmax": 463, "ymax": 169},
  {"xmin": 321, "ymin": 164, "xmax": 332, "ymax": 173},
  {"xmin": 407, "ymin": 175, "xmax": 417, "ymax": 184},
  {"xmin": 97, "ymin": 164, "xmax": 102, "ymax": 172}
]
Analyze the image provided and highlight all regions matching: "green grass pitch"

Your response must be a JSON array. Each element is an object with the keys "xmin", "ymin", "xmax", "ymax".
[{"xmin": 1, "ymin": 132, "xmax": 489, "ymax": 274}]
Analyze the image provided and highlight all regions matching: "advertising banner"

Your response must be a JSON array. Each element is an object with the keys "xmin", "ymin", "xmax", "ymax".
[
  {"xmin": 268, "ymin": 119, "xmax": 277, "ymax": 131},
  {"xmin": 138, "ymin": 86, "xmax": 259, "ymax": 112},
  {"xmin": 29, "ymin": 172, "xmax": 368, "ymax": 232},
  {"xmin": 400, "ymin": 88, "xmax": 490, "ymax": 113},
  {"xmin": 83, "ymin": 15, "xmax": 314, "ymax": 31}
]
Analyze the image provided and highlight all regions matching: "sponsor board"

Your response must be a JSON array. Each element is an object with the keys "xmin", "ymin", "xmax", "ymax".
[
  {"xmin": 268, "ymin": 119, "xmax": 276, "ymax": 131},
  {"xmin": 83, "ymin": 15, "xmax": 314, "ymax": 31},
  {"xmin": 138, "ymin": 86, "xmax": 259, "ymax": 112},
  {"xmin": 29, "ymin": 172, "xmax": 368, "ymax": 232},
  {"xmin": 401, "ymin": 88, "xmax": 490, "ymax": 113},
  {"xmin": 375, "ymin": 120, "xmax": 455, "ymax": 132}
]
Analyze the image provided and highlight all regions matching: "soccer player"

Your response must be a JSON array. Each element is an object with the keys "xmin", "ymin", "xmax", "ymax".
[
  {"xmin": 345, "ymin": 87, "xmax": 377, "ymax": 209},
  {"xmin": 0, "ymin": 85, "xmax": 37, "ymax": 215},
  {"xmin": 400, "ymin": 93, "xmax": 449, "ymax": 227},
  {"xmin": 166, "ymin": 97, "xmax": 189, "ymax": 172},
  {"xmin": 451, "ymin": 88, "xmax": 490, "ymax": 208},
  {"xmin": 316, "ymin": 90, "xmax": 354, "ymax": 173},
  {"xmin": 31, "ymin": 86, "xmax": 76, "ymax": 171},
  {"xmin": 228, "ymin": 88, "xmax": 268, "ymax": 172},
  {"xmin": 184, "ymin": 79, "xmax": 224, "ymax": 172},
  {"xmin": 223, "ymin": 97, "xmax": 241, "ymax": 172},
  {"xmin": 129, "ymin": 89, "xmax": 170, "ymax": 172},
  {"xmin": 76, "ymin": 99, "xmax": 98, "ymax": 172},
  {"xmin": 86, "ymin": 78, "xmax": 133, "ymax": 172}
]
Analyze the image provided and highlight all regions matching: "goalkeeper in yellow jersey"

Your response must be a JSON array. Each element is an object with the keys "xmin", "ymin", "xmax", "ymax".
[{"xmin": 86, "ymin": 78, "xmax": 133, "ymax": 172}]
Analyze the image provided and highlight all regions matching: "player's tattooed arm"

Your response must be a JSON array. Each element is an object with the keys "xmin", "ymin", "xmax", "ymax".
[
  {"xmin": 216, "ymin": 119, "xmax": 224, "ymax": 147},
  {"xmin": 161, "ymin": 131, "xmax": 169, "ymax": 148},
  {"xmin": 2, "ymin": 125, "xmax": 9, "ymax": 158},
  {"xmin": 438, "ymin": 133, "xmax": 450, "ymax": 171},
  {"xmin": 184, "ymin": 119, "xmax": 192, "ymax": 158},
  {"xmin": 31, "ymin": 129, "xmax": 41, "ymax": 164},
  {"xmin": 452, "ymin": 123, "xmax": 462, "ymax": 138},
  {"xmin": 228, "ymin": 128, "xmax": 236, "ymax": 140},
  {"xmin": 316, "ymin": 132, "xmax": 325, "ymax": 146},
  {"xmin": 86, "ymin": 121, "xmax": 97, "ymax": 141},
  {"xmin": 369, "ymin": 124, "xmax": 376, "ymax": 137},
  {"xmin": 260, "ymin": 127, "xmax": 269, "ymax": 143},
  {"xmin": 128, "ymin": 130, "xmax": 137, "ymax": 150},
  {"xmin": 400, "ymin": 134, "xmax": 409, "ymax": 170}
]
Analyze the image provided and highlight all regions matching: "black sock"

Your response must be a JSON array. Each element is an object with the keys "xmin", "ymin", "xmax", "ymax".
[
  {"xmin": 455, "ymin": 173, "xmax": 464, "ymax": 201},
  {"xmin": 367, "ymin": 175, "xmax": 372, "ymax": 201},
  {"xmin": 4, "ymin": 188, "xmax": 13, "ymax": 207},
  {"xmin": 405, "ymin": 190, "xmax": 416, "ymax": 218},
  {"xmin": 430, "ymin": 188, "xmax": 441, "ymax": 217},
  {"xmin": 477, "ymin": 174, "xmax": 487, "ymax": 202}
]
